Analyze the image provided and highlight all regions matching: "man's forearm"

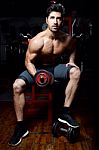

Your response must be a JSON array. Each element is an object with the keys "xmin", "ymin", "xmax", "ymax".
[{"xmin": 25, "ymin": 62, "xmax": 37, "ymax": 77}]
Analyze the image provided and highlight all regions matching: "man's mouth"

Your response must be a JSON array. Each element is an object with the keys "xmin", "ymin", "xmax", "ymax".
[{"xmin": 52, "ymin": 26, "xmax": 58, "ymax": 29}]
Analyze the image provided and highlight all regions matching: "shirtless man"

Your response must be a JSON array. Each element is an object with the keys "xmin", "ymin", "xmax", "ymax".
[{"xmin": 8, "ymin": 3, "xmax": 81, "ymax": 146}]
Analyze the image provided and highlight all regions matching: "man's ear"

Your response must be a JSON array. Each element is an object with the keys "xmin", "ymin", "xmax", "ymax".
[
  {"xmin": 61, "ymin": 21, "xmax": 63, "ymax": 27},
  {"xmin": 42, "ymin": 23, "xmax": 48, "ymax": 30},
  {"xmin": 61, "ymin": 18, "xmax": 65, "ymax": 26},
  {"xmin": 46, "ymin": 17, "xmax": 48, "ymax": 24}
]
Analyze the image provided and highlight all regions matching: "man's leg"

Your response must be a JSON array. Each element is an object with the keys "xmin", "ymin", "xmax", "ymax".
[
  {"xmin": 13, "ymin": 79, "xmax": 26, "ymax": 121},
  {"xmin": 8, "ymin": 79, "xmax": 29, "ymax": 146},
  {"xmin": 64, "ymin": 67, "xmax": 80, "ymax": 107},
  {"xmin": 58, "ymin": 66, "xmax": 81, "ymax": 128},
  {"xmin": 8, "ymin": 70, "xmax": 35, "ymax": 146}
]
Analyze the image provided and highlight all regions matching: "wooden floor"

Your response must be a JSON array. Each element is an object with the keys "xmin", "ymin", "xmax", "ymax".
[
  {"xmin": 0, "ymin": 71, "xmax": 97, "ymax": 150},
  {"xmin": 0, "ymin": 99, "xmax": 97, "ymax": 150}
]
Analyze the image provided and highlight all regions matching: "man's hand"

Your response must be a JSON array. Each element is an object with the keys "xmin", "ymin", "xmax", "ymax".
[{"xmin": 66, "ymin": 63, "xmax": 79, "ymax": 69}]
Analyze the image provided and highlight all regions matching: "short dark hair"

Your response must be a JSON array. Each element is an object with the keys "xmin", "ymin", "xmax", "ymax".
[{"xmin": 46, "ymin": 3, "xmax": 66, "ymax": 18}]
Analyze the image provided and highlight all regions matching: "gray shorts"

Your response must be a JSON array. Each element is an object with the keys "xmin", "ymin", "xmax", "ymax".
[{"xmin": 18, "ymin": 64, "xmax": 73, "ymax": 85}]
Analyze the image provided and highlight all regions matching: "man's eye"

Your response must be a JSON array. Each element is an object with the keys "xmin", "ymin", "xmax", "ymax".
[
  {"xmin": 57, "ymin": 17, "xmax": 62, "ymax": 20},
  {"xmin": 50, "ymin": 16, "xmax": 54, "ymax": 19}
]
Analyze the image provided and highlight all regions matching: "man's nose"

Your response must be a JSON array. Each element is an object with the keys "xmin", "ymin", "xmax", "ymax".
[{"xmin": 54, "ymin": 19, "xmax": 58, "ymax": 24}]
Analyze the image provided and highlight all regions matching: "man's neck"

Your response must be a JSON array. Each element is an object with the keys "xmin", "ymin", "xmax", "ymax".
[{"xmin": 46, "ymin": 28, "xmax": 61, "ymax": 39}]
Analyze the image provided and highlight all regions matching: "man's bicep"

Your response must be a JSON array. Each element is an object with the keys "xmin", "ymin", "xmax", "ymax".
[
  {"xmin": 67, "ymin": 36, "xmax": 77, "ymax": 51},
  {"xmin": 69, "ymin": 51, "xmax": 76, "ymax": 63},
  {"xmin": 25, "ymin": 49, "xmax": 37, "ymax": 63},
  {"xmin": 29, "ymin": 37, "xmax": 43, "ymax": 52}
]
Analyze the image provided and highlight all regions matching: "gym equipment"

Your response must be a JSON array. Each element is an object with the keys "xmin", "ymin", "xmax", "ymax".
[
  {"xmin": 52, "ymin": 120, "xmax": 80, "ymax": 142},
  {"xmin": 35, "ymin": 70, "xmax": 54, "ymax": 87},
  {"xmin": 25, "ymin": 69, "xmax": 54, "ymax": 124}
]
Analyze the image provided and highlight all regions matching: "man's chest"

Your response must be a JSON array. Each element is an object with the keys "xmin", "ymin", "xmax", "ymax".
[{"xmin": 42, "ymin": 42, "xmax": 67, "ymax": 55}]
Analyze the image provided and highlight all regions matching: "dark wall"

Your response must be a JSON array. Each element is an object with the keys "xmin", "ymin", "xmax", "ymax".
[{"xmin": 0, "ymin": 0, "xmax": 96, "ymax": 18}]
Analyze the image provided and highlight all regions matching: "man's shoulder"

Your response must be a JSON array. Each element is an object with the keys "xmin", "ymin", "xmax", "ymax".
[
  {"xmin": 30, "ymin": 31, "xmax": 45, "ymax": 42},
  {"xmin": 28, "ymin": 32, "xmax": 44, "ymax": 50},
  {"xmin": 61, "ymin": 31, "xmax": 72, "ymax": 40}
]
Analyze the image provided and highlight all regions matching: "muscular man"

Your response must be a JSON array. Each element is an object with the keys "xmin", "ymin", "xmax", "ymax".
[{"xmin": 8, "ymin": 3, "xmax": 81, "ymax": 146}]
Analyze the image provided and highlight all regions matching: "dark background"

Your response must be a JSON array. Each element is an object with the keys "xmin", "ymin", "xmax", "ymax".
[{"xmin": 0, "ymin": 0, "xmax": 96, "ymax": 18}]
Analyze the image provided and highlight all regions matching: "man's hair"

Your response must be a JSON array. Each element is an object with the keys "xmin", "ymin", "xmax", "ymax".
[{"xmin": 46, "ymin": 2, "xmax": 66, "ymax": 18}]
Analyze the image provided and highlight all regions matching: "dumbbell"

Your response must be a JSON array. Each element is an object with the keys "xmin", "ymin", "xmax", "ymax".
[
  {"xmin": 35, "ymin": 70, "xmax": 54, "ymax": 87},
  {"xmin": 52, "ymin": 120, "xmax": 80, "ymax": 142}
]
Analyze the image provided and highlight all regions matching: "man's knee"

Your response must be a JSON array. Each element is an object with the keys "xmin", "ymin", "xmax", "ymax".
[
  {"xmin": 13, "ymin": 79, "xmax": 26, "ymax": 94},
  {"xmin": 70, "ymin": 67, "xmax": 81, "ymax": 80}
]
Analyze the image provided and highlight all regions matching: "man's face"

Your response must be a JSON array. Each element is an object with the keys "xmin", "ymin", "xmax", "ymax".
[{"xmin": 46, "ymin": 11, "xmax": 63, "ymax": 32}]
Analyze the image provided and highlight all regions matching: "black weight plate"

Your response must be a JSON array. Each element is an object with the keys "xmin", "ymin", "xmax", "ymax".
[{"xmin": 52, "ymin": 120, "xmax": 62, "ymax": 137}]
